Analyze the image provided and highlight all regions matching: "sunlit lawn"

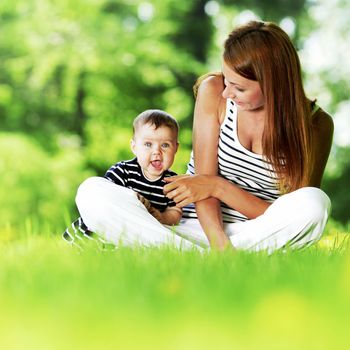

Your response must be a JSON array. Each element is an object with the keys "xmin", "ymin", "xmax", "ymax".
[{"xmin": 0, "ymin": 221, "xmax": 349, "ymax": 350}]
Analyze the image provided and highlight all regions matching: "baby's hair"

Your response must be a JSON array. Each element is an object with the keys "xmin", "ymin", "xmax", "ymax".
[{"xmin": 132, "ymin": 109, "xmax": 179, "ymax": 139}]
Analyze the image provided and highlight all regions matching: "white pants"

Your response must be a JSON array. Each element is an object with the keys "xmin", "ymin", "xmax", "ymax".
[{"xmin": 75, "ymin": 177, "xmax": 331, "ymax": 252}]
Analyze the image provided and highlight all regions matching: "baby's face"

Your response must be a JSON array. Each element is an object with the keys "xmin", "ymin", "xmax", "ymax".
[{"xmin": 131, "ymin": 123, "xmax": 178, "ymax": 181}]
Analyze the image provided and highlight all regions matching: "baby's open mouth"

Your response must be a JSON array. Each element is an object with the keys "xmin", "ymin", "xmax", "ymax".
[{"xmin": 151, "ymin": 160, "xmax": 162, "ymax": 170}]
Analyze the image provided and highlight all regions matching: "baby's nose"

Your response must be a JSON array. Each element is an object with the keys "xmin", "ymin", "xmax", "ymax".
[{"xmin": 152, "ymin": 145, "xmax": 161, "ymax": 153}]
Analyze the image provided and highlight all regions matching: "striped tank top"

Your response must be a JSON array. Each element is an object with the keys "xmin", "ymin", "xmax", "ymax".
[{"xmin": 182, "ymin": 98, "xmax": 281, "ymax": 223}]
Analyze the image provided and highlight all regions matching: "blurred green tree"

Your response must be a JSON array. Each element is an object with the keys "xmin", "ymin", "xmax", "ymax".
[
  {"xmin": 1, "ymin": 0, "xmax": 348, "ymax": 228},
  {"xmin": 299, "ymin": 0, "xmax": 350, "ymax": 224},
  {"xmin": 322, "ymin": 146, "xmax": 350, "ymax": 225}
]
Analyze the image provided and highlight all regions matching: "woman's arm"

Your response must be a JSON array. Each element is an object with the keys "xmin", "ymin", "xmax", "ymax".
[
  {"xmin": 165, "ymin": 174, "xmax": 270, "ymax": 219},
  {"xmin": 309, "ymin": 108, "xmax": 334, "ymax": 187},
  {"xmin": 187, "ymin": 75, "xmax": 233, "ymax": 250}
]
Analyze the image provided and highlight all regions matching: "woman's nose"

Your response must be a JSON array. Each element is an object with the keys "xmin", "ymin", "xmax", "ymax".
[{"xmin": 222, "ymin": 85, "xmax": 235, "ymax": 99}]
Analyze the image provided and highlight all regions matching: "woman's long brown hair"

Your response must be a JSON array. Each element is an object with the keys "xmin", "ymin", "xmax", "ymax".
[{"xmin": 195, "ymin": 21, "xmax": 313, "ymax": 193}]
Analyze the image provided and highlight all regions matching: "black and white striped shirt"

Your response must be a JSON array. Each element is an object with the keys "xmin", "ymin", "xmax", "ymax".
[
  {"xmin": 63, "ymin": 158, "xmax": 177, "ymax": 245},
  {"xmin": 183, "ymin": 99, "xmax": 281, "ymax": 223},
  {"xmin": 104, "ymin": 157, "xmax": 177, "ymax": 211}
]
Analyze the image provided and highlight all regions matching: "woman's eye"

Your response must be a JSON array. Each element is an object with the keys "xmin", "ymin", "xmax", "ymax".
[{"xmin": 236, "ymin": 87, "xmax": 245, "ymax": 92}]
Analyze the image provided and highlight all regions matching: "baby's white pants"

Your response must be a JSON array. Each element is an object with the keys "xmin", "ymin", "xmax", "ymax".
[{"xmin": 75, "ymin": 177, "xmax": 331, "ymax": 253}]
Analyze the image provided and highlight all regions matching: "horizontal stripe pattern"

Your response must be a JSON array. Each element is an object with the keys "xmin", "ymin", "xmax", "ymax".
[
  {"xmin": 62, "ymin": 217, "xmax": 117, "ymax": 251},
  {"xmin": 105, "ymin": 158, "xmax": 177, "ymax": 211},
  {"xmin": 183, "ymin": 99, "xmax": 281, "ymax": 223}
]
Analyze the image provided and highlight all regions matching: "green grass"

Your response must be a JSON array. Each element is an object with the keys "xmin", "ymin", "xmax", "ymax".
[{"xmin": 0, "ymin": 222, "xmax": 349, "ymax": 350}]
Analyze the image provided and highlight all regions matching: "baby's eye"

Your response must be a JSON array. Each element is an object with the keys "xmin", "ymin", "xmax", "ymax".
[
  {"xmin": 145, "ymin": 142, "xmax": 152, "ymax": 147},
  {"xmin": 161, "ymin": 143, "xmax": 170, "ymax": 149}
]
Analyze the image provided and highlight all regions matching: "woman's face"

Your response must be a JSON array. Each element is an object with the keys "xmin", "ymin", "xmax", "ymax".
[{"xmin": 221, "ymin": 60, "xmax": 265, "ymax": 111}]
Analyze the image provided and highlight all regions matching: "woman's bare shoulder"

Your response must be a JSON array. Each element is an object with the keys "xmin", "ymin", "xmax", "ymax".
[
  {"xmin": 196, "ymin": 75, "xmax": 226, "ymax": 120},
  {"xmin": 197, "ymin": 74, "xmax": 225, "ymax": 98}
]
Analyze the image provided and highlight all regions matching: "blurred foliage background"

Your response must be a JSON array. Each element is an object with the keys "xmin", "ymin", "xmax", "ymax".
[{"xmin": 0, "ymin": 0, "xmax": 349, "ymax": 233}]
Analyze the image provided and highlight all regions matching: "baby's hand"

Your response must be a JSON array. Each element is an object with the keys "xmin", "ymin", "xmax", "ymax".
[{"xmin": 136, "ymin": 193, "xmax": 152, "ymax": 211}]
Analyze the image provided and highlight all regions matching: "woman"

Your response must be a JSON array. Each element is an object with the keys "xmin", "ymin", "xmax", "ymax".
[{"xmin": 75, "ymin": 21, "xmax": 333, "ymax": 252}]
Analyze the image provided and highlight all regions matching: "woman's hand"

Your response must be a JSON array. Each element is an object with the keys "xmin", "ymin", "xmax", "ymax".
[{"xmin": 163, "ymin": 174, "xmax": 218, "ymax": 207}]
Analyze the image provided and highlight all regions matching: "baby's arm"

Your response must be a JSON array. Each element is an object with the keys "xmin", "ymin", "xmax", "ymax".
[
  {"xmin": 136, "ymin": 193, "xmax": 182, "ymax": 225},
  {"xmin": 156, "ymin": 206, "xmax": 182, "ymax": 225},
  {"xmin": 145, "ymin": 202, "xmax": 182, "ymax": 225}
]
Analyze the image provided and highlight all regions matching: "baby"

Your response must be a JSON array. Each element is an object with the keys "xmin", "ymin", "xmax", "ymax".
[{"xmin": 63, "ymin": 109, "xmax": 181, "ymax": 245}]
